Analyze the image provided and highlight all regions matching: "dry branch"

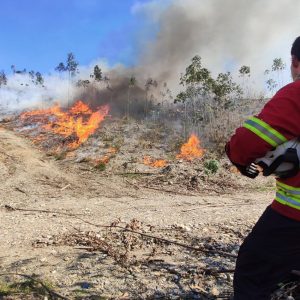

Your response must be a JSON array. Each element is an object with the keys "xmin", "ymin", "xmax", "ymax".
[{"xmin": 4, "ymin": 204, "xmax": 237, "ymax": 259}]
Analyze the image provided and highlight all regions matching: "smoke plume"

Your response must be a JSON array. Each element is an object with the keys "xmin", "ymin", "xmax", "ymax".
[
  {"xmin": 135, "ymin": 0, "xmax": 300, "ymax": 89},
  {"xmin": 1, "ymin": 0, "xmax": 300, "ymax": 113}
]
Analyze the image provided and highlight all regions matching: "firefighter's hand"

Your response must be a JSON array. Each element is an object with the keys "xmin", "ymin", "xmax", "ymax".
[{"xmin": 235, "ymin": 163, "xmax": 259, "ymax": 179}]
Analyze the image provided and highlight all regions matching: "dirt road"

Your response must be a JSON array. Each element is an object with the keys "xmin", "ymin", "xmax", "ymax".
[{"xmin": 0, "ymin": 127, "xmax": 274, "ymax": 299}]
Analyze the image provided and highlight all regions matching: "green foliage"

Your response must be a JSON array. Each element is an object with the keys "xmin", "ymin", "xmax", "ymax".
[
  {"xmin": 0, "ymin": 277, "xmax": 54, "ymax": 298},
  {"xmin": 266, "ymin": 78, "xmax": 278, "ymax": 92},
  {"xmin": 35, "ymin": 72, "xmax": 44, "ymax": 85},
  {"xmin": 180, "ymin": 55, "xmax": 213, "ymax": 88},
  {"xmin": 212, "ymin": 72, "xmax": 242, "ymax": 106},
  {"xmin": 175, "ymin": 55, "xmax": 242, "ymax": 109},
  {"xmin": 76, "ymin": 79, "xmax": 90, "ymax": 88},
  {"xmin": 145, "ymin": 78, "xmax": 158, "ymax": 90},
  {"xmin": 93, "ymin": 65, "xmax": 102, "ymax": 82},
  {"xmin": 271, "ymin": 58, "xmax": 286, "ymax": 72},
  {"xmin": 265, "ymin": 57, "xmax": 286, "ymax": 92},
  {"xmin": 55, "ymin": 52, "xmax": 79, "ymax": 77},
  {"xmin": 94, "ymin": 161, "xmax": 106, "ymax": 171},
  {"xmin": 55, "ymin": 62, "xmax": 66, "ymax": 73},
  {"xmin": 239, "ymin": 65, "xmax": 250, "ymax": 77},
  {"xmin": 67, "ymin": 52, "xmax": 79, "ymax": 77},
  {"xmin": 129, "ymin": 76, "xmax": 136, "ymax": 87},
  {"xmin": 204, "ymin": 159, "xmax": 219, "ymax": 174}
]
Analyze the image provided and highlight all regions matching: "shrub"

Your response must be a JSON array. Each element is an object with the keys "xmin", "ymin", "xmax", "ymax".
[{"xmin": 204, "ymin": 159, "xmax": 219, "ymax": 174}]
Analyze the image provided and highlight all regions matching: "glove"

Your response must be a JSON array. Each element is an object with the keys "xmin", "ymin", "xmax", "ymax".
[
  {"xmin": 235, "ymin": 162, "xmax": 259, "ymax": 179},
  {"xmin": 225, "ymin": 143, "xmax": 259, "ymax": 179}
]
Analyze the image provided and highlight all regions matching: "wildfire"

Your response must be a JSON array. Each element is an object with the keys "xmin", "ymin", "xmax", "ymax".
[
  {"xmin": 20, "ymin": 100, "xmax": 109, "ymax": 149},
  {"xmin": 143, "ymin": 156, "xmax": 167, "ymax": 168},
  {"xmin": 176, "ymin": 134, "xmax": 204, "ymax": 161}
]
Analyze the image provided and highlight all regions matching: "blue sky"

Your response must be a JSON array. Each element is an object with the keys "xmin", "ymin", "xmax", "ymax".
[{"xmin": 0, "ymin": 0, "xmax": 168, "ymax": 74}]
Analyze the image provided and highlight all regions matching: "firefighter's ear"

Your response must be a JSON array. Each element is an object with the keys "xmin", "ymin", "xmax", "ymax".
[{"xmin": 292, "ymin": 55, "xmax": 299, "ymax": 68}]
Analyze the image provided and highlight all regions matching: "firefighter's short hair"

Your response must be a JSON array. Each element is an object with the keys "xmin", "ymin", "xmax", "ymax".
[{"xmin": 291, "ymin": 36, "xmax": 300, "ymax": 60}]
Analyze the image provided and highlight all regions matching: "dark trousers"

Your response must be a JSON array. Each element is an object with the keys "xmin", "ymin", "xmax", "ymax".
[{"xmin": 234, "ymin": 205, "xmax": 300, "ymax": 300}]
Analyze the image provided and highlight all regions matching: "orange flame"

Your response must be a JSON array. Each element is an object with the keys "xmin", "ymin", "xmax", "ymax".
[
  {"xmin": 94, "ymin": 147, "xmax": 117, "ymax": 165},
  {"xmin": 20, "ymin": 101, "xmax": 109, "ymax": 149},
  {"xmin": 176, "ymin": 134, "xmax": 204, "ymax": 161},
  {"xmin": 143, "ymin": 156, "xmax": 167, "ymax": 168},
  {"xmin": 69, "ymin": 100, "xmax": 92, "ymax": 115},
  {"xmin": 20, "ymin": 104, "xmax": 62, "ymax": 120}
]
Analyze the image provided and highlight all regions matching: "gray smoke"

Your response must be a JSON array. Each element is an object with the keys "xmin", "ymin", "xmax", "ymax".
[
  {"xmin": 1, "ymin": 0, "xmax": 299, "ymax": 113},
  {"xmin": 82, "ymin": 0, "xmax": 299, "ymax": 106},
  {"xmin": 134, "ymin": 0, "xmax": 299, "ymax": 90}
]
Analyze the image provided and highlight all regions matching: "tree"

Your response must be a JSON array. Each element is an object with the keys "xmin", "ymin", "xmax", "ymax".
[
  {"xmin": 55, "ymin": 52, "xmax": 79, "ymax": 105},
  {"xmin": 55, "ymin": 62, "xmax": 66, "ymax": 73},
  {"xmin": 238, "ymin": 65, "xmax": 251, "ymax": 98},
  {"xmin": 10, "ymin": 65, "xmax": 26, "ymax": 75},
  {"xmin": 179, "ymin": 55, "xmax": 213, "ymax": 91},
  {"xmin": 212, "ymin": 72, "xmax": 242, "ymax": 107},
  {"xmin": 0, "ymin": 71, "xmax": 7, "ymax": 87},
  {"xmin": 93, "ymin": 65, "xmax": 102, "ymax": 82},
  {"xmin": 271, "ymin": 58, "xmax": 286, "ymax": 72},
  {"xmin": 28, "ymin": 70, "xmax": 35, "ymax": 82},
  {"xmin": 175, "ymin": 55, "xmax": 243, "ymax": 141},
  {"xmin": 126, "ymin": 76, "xmax": 136, "ymax": 117},
  {"xmin": 35, "ymin": 72, "xmax": 44, "ymax": 85},
  {"xmin": 266, "ymin": 78, "xmax": 278, "ymax": 93},
  {"xmin": 239, "ymin": 65, "xmax": 251, "ymax": 77},
  {"xmin": 76, "ymin": 79, "xmax": 90, "ymax": 88},
  {"xmin": 144, "ymin": 78, "xmax": 158, "ymax": 117},
  {"xmin": 175, "ymin": 55, "xmax": 241, "ymax": 107},
  {"xmin": 55, "ymin": 52, "xmax": 79, "ymax": 77},
  {"xmin": 159, "ymin": 82, "xmax": 173, "ymax": 108},
  {"xmin": 66, "ymin": 52, "xmax": 78, "ymax": 77},
  {"xmin": 264, "ymin": 58, "xmax": 286, "ymax": 93}
]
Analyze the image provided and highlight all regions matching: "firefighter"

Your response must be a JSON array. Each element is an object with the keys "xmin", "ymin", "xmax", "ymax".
[{"xmin": 226, "ymin": 36, "xmax": 300, "ymax": 299}]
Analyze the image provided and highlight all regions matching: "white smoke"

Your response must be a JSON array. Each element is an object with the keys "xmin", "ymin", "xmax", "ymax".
[
  {"xmin": 0, "ymin": 73, "xmax": 68, "ymax": 112},
  {"xmin": 0, "ymin": 59, "xmax": 110, "ymax": 113},
  {"xmin": 1, "ymin": 0, "xmax": 299, "ymax": 113}
]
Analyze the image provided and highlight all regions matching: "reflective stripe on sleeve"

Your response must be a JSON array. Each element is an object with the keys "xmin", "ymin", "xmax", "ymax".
[
  {"xmin": 276, "ymin": 191, "xmax": 300, "ymax": 209},
  {"xmin": 243, "ymin": 117, "xmax": 287, "ymax": 147},
  {"xmin": 277, "ymin": 181, "xmax": 300, "ymax": 196}
]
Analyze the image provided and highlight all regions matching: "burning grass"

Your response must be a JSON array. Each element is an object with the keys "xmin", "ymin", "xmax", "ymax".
[
  {"xmin": 2, "ymin": 103, "xmax": 273, "ymax": 195},
  {"xmin": 18, "ymin": 100, "xmax": 109, "ymax": 150},
  {"xmin": 176, "ymin": 134, "xmax": 205, "ymax": 161},
  {"xmin": 143, "ymin": 156, "xmax": 168, "ymax": 168}
]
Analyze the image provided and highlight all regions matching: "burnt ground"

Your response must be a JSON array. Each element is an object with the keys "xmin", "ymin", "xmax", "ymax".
[{"xmin": 0, "ymin": 124, "xmax": 283, "ymax": 299}]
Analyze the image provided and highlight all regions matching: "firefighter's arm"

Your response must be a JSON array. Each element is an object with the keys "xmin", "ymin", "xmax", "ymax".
[{"xmin": 226, "ymin": 86, "xmax": 300, "ymax": 171}]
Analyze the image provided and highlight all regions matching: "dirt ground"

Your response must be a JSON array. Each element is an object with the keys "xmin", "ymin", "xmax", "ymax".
[{"xmin": 0, "ymin": 126, "xmax": 275, "ymax": 299}]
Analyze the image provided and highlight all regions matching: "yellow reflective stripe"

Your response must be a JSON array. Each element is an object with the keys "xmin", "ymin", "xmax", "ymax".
[
  {"xmin": 275, "ymin": 191, "xmax": 300, "ymax": 210},
  {"xmin": 243, "ymin": 117, "xmax": 287, "ymax": 147},
  {"xmin": 277, "ymin": 181, "xmax": 300, "ymax": 192},
  {"xmin": 244, "ymin": 123, "xmax": 277, "ymax": 146},
  {"xmin": 250, "ymin": 117, "xmax": 287, "ymax": 143}
]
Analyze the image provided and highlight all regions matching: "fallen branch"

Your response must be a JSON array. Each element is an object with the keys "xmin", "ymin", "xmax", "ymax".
[
  {"xmin": 5, "ymin": 205, "xmax": 237, "ymax": 259},
  {"xmin": 0, "ymin": 273, "xmax": 69, "ymax": 300},
  {"xmin": 60, "ymin": 184, "xmax": 71, "ymax": 191},
  {"xmin": 116, "ymin": 172, "xmax": 157, "ymax": 176},
  {"xmin": 203, "ymin": 268, "xmax": 235, "ymax": 275},
  {"xmin": 4, "ymin": 205, "xmax": 85, "ymax": 217},
  {"xmin": 14, "ymin": 187, "xmax": 28, "ymax": 196}
]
